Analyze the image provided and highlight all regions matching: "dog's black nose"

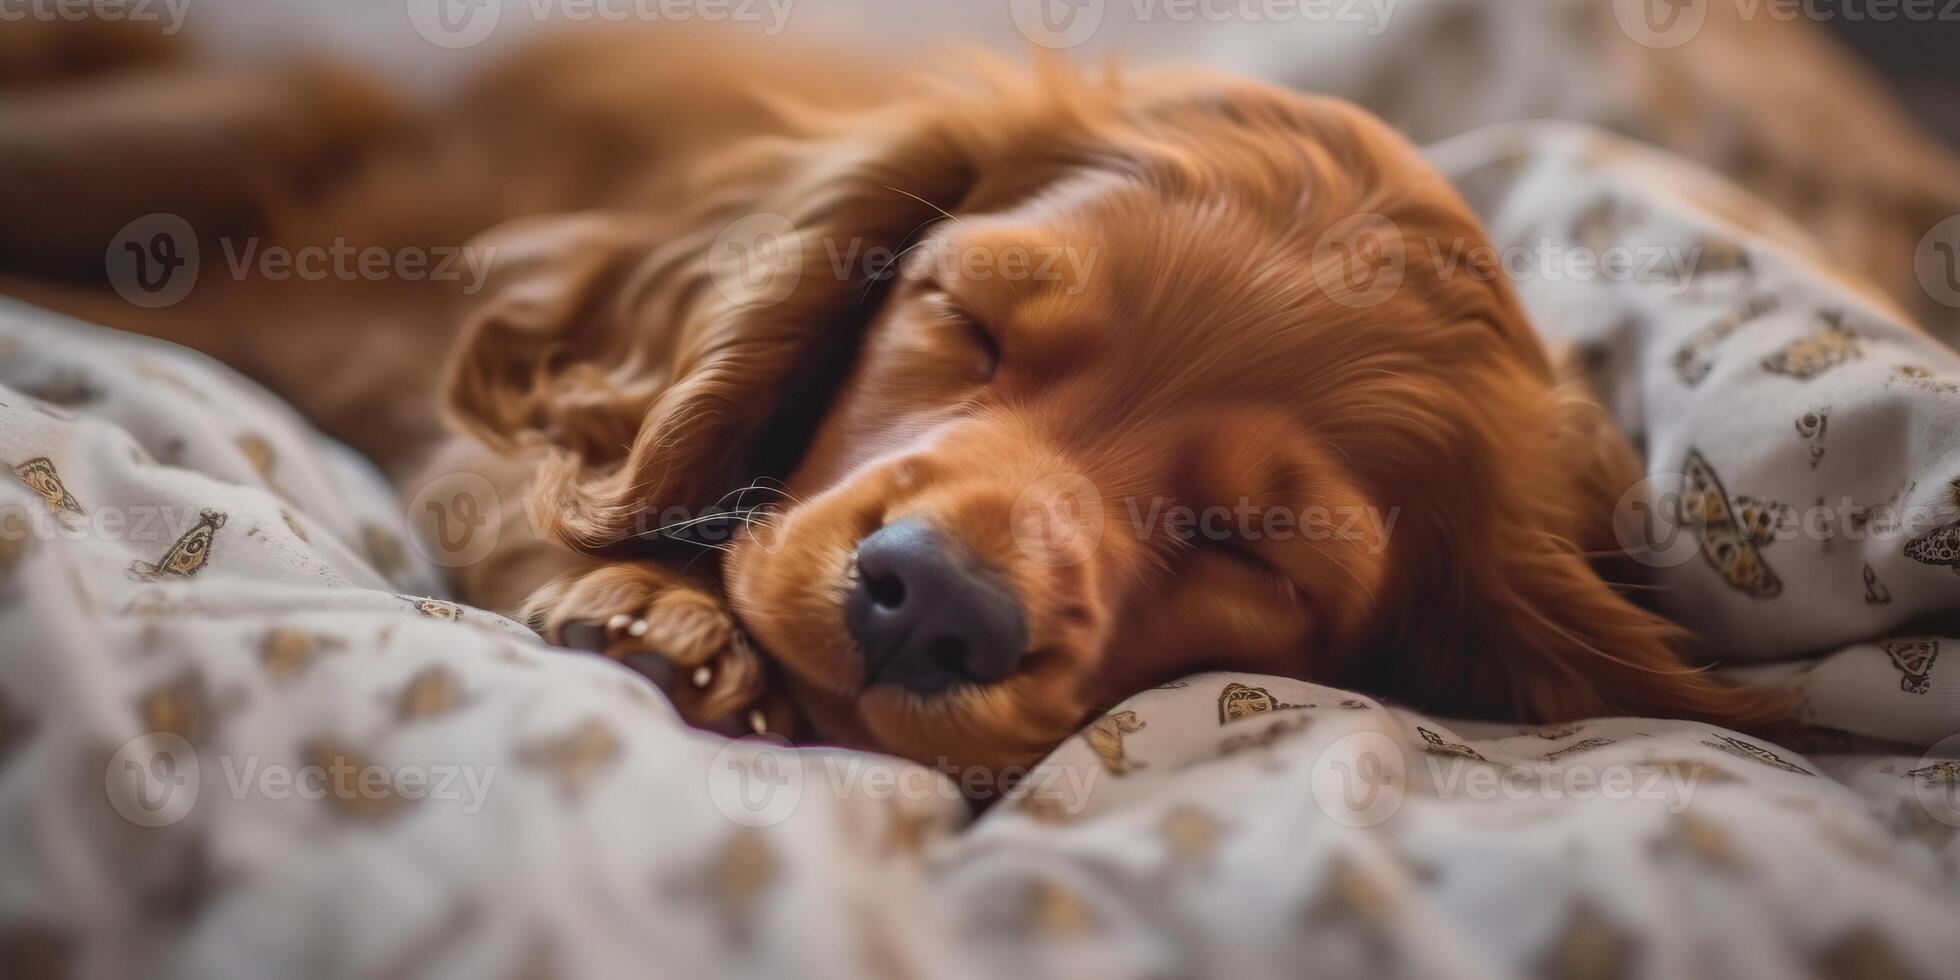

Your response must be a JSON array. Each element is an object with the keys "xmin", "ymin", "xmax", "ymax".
[{"xmin": 846, "ymin": 519, "xmax": 1027, "ymax": 693}]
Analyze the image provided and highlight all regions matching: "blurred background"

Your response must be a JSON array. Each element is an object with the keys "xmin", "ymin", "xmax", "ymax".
[
  {"xmin": 1813, "ymin": 17, "xmax": 1958, "ymax": 147},
  {"xmin": 84, "ymin": 0, "xmax": 1960, "ymax": 152},
  {"xmin": 18, "ymin": 0, "xmax": 1950, "ymax": 343},
  {"xmin": 107, "ymin": 0, "xmax": 1960, "ymax": 152}
]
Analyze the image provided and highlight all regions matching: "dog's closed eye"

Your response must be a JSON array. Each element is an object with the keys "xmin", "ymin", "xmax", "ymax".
[{"xmin": 921, "ymin": 287, "xmax": 1001, "ymax": 381}]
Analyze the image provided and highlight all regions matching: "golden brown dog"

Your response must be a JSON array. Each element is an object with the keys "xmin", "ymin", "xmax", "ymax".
[{"xmin": 0, "ymin": 25, "xmax": 1790, "ymax": 780}]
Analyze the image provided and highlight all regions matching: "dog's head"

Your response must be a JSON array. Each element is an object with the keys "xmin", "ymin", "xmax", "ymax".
[{"xmin": 447, "ymin": 64, "xmax": 1789, "ymax": 776}]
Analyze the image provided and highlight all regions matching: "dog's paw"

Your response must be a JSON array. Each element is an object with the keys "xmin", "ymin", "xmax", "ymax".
[{"xmin": 528, "ymin": 563, "xmax": 795, "ymax": 736}]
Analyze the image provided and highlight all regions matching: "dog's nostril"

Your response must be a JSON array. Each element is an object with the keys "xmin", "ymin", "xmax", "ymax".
[
  {"xmin": 845, "ymin": 518, "xmax": 1029, "ymax": 694},
  {"xmin": 864, "ymin": 568, "xmax": 906, "ymax": 609}
]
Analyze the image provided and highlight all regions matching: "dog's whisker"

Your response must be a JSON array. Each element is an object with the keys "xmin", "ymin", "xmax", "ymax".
[
  {"xmin": 642, "ymin": 510, "xmax": 770, "ymax": 541},
  {"xmin": 880, "ymin": 184, "xmax": 962, "ymax": 226},
  {"xmin": 1601, "ymin": 581, "xmax": 1672, "ymax": 593},
  {"xmin": 1305, "ymin": 540, "xmax": 1379, "ymax": 608}
]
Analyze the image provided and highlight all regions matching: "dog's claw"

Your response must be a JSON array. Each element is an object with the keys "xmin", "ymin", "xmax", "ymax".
[{"xmin": 533, "ymin": 565, "xmax": 791, "ymax": 737}]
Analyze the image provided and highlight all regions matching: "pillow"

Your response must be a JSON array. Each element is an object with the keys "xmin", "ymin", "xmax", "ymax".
[{"xmin": 1431, "ymin": 122, "xmax": 1960, "ymax": 746}]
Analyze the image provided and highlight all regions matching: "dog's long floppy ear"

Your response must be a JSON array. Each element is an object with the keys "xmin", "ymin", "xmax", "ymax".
[
  {"xmin": 1480, "ymin": 390, "xmax": 1796, "ymax": 728},
  {"xmin": 441, "ymin": 92, "xmax": 1043, "ymax": 554},
  {"xmin": 441, "ymin": 211, "xmax": 676, "ymax": 464},
  {"xmin": 1362, "ymin": 276, "xmax": 1797, "ymax": 731},
  {"xmin": 1473, "ymin": 367, "xmax": 1796, "ymax": 730}
]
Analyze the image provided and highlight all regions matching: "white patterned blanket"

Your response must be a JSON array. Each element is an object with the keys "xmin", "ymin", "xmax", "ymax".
[{"xmin": 2, "ymin": 122, "xmax": 1959, "ymax": 980}]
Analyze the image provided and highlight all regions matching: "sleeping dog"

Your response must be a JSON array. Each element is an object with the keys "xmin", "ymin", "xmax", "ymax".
[{"xmin": 0, "ymin": 24, "xmax": 1789, "ymax": 779}]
